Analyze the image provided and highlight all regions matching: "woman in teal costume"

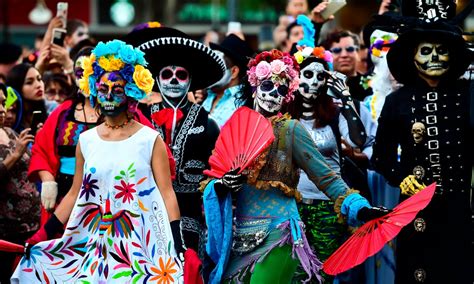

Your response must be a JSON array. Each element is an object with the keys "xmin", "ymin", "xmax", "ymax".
[{"xmin": 202, "ymin": 50, "xmax": 388, "ymax": 284}]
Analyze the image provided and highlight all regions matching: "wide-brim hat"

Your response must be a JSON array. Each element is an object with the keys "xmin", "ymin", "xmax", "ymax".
[
  {"xmin": 209, "ymin": 34, "xmax": 254, "ymax": 70},
  {"xmin": 387, "ymin": 20, "xmax": 470, "ymax": 84},
  {"xmin": 123, "ymin": 27, "xmax": 225, "ymax": 91}
]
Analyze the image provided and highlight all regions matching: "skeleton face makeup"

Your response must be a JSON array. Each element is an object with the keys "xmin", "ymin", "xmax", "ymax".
[
  {"xmin": 414, "ymin": 42, "xmax": 450, "ymax": 78},
  {"xmin": 298, "ymin": 62, "xmax": 326, "ymax": 100},
  {"xmin": 157, "ymin": 65, "xmax": 191, "ymax": 98},
  {"xmin": 97, "ymin": 72, "xmax": 128, "ymax": 117},
  {"xmin": 255, "ymin": 79, "xmax": 288, "ymax": 115}
]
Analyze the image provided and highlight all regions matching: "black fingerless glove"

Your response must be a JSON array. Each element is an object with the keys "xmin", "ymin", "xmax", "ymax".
[
  {"xmin": 214, "ymin": 168, "xmax": 246, "ymax": 198},
  {"xmin": 357, "ymin": 206, "xmax": 391, "ymax": 222},
  {"xmin": 170, "ymin": 220, "xmax": 186, "ymax": 261}
]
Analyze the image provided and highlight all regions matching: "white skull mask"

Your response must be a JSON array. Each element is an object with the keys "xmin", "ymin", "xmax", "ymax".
[
  {"xmin": 298, "ymin": 62, "xmax": 326, "ymax": 100},
  {"xmin": 414, "ymin": 42, "xmax": 450, "ymax": 78},
  {"xmin": 255, "ymin": 80, "xmax": 288, "ymax": 115},
  {"xmin": 157, "ymin": 65, "xmax": 192, "ymax": 98}
]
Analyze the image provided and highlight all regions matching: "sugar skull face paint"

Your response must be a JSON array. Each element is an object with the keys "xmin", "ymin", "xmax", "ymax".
[
  {"xmin": 414, "ymin": 42, "xmax": 450, "ymax": 78},
  {"xmin": 255, "ymin": 79, "xmax": 288, "ymax": 115},
  {"xmin": 97, "ymin": 72, "xmax": 128, "ymax": 117},
  {"xmin": 298, "ymin": 62, "xmax": 326, "ymax": 100},
  {"xmin": 157, "ymin": 65, "xmax": 191, "ymax": 99}
]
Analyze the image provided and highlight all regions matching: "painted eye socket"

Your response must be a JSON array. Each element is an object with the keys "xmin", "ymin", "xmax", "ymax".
[
  {"xmin": 161, "ymin": 69, "xmax": 174, "ymax": 80},
  {"xmin": 260, "ymin": 80, "xmax": 274, "ymax": 92},
  {"xmin": 277, "ymin": 85, "xmax": 288, "ymax": 96},
  {"xmin": 111, "ymin": 86, "xmax": 125, "ymax": 96},
  {"xmin": 317, "ymin": 73, "xmax": 326, "ymax": 81},
  {"xmin": 303, "ymin": 70, "xmax": 314, "ymax": 79},
  {"xmin": 436, "ymin": 46, "xmax": 448, "ymax": 55},
  {"xmin": 98, "ymin": 86, "xmax": 109, "ymax": 94},
  {"xmin": 176, "ymin": 70, "xmax": 189, "ymax": 81},
  {"xmin": 420, "ymin": 47, "xmax": 432, "ymax": 55}
]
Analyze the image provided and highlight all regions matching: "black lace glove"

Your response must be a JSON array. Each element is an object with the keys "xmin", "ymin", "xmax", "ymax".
[
  {"xmin": 357, "ymin": 206, "xmax": 391, "ymax": 222},
  {"xmin": 214, "ymin": 168, "xmax": 246, "ymax": 198},
  {"xmin": 170, "ymin": 220, "xmax": 186, "ymax": 261}
]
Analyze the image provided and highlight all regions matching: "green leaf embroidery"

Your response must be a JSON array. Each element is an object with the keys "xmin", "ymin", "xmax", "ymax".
[
  {"xmin": 128, "ymin": 163, "xmax": 135, "ymax": 171},
  {"xmin": 120, "ymin": 170, "xmax": 126, "ymax": 176},
  {"xmin": 115, "ymin": 176, "xmax": 122, "ymax": 180},
  {"xmin": 107, "ymin": 238, "xmax": 113, "ymax": 247},
  {"xmin": 113, "ymin": 270, "xmax": 132, "ymax": 279}
]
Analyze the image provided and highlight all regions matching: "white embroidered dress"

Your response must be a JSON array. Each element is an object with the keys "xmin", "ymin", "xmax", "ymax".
[{"xmin": 12, "ymin": 126, "xmax": 183, "ymax": 283}]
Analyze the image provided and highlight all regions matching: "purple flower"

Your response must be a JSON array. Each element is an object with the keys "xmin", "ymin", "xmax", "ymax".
[{"xmin": 80, "ymin": 173, "xmax": 99, "ymax": 201}]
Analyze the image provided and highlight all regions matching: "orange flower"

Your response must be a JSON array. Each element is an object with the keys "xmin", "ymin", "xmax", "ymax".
[
  {"xmin": 150, "ymin": 257, "xmax": 178, "ymax": 284},
  {"xmin": 312, "ymin": 47, "xmax": 326, "ymax": 59}
]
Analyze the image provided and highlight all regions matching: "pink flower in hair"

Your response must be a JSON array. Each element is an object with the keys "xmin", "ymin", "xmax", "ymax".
[
  {"xmin": 270, "ymin": 59, "xmax": 286, "ymax": 75},
  {"xmin": 255, "ymin": 61, "xmax": 272, "ymax": 80}
]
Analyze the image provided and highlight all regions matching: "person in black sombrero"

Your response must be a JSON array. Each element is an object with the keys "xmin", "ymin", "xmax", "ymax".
[
  {"xmin": 371, "ymin": 1, "xmax": 473, "ymax": 283},
  {"xmin": 202, "ymin": 34, "xmax": 255, "ymax": 128},
  {"xmin": 124, "ymin": 23, "xmax": 225, "ymax": 256}
]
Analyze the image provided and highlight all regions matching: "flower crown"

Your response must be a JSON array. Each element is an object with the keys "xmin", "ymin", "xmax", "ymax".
[
  {"xmin": 132, "ymin": 21, "xmax": 162, "ymax": 32},
  {"xmin": 79, "ymin": 39, "xmax": 154, "ymax": 101},
  {"xmin": 294, "ymin": 46, "xmax": 333, "ymax": 70},
  {"xmin": 247, "ymin": 49, "xmax": 300, "ymax": 103}
]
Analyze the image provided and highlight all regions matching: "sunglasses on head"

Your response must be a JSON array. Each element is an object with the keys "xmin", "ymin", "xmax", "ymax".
[
  {"xmin": 330, "ymin": 46, "xmax": 358, "ymax": 54},
  {"xmin": 260, "ymin": 80, "xmax": 288, "ymax": 96}
]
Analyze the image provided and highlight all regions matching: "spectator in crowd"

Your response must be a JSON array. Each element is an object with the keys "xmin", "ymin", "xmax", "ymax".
[
  {"xmin": 43, "ymin": 73, "xmax": 72, "ymax": 112},
  {"xmin": 6, "ymin": 64, "xmax": 46, "ymax": 131},
  {"xmin": 322, "ymin": 30, "xmax": 373, "ymax": 101},
  {"xmin": 64, "ymin": 19, "xmax": 89, "ymax": 51},
  {"xmin": 0, "ymin": 43, "xmax": 22, "ymax": 83},
  {"xmin": 0, "ymin": 83, "xmax": 40, "ymax": 283},
  {"xmin": 203, "ymin": 34, "xmax": 254, "ymax": 127}
]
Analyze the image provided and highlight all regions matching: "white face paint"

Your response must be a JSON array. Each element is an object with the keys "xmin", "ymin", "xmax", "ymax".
[
  {"xmin": 369, "ymin": 29, "xmax": 398, "ymax": 64},
  {"xmin": 414, "ymin": 42, "xmax": 450, "ymax": 78},
  {"xmin": 298, "ymin": 62, "xmax": 326, "ymax": 100},
  {"xmin": 210, "ymin": 50, "xmax": 232, "ymax": 90},
  {"xmin": 255, "ymin": 79, "xmax": 288, "ymax": 115},
  {"xmin": 157, "ymin": 65, "xmax": 191, "ymax": 98}
]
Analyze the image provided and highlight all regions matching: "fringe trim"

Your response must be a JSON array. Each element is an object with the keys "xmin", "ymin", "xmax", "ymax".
[{"xmin": 334, "ymin": 188, "xmax": 360, "ymax": 223}]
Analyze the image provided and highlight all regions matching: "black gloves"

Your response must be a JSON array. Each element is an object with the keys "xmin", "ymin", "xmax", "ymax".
[
  {"xmin": 214, "ymin": 168, "xmax": 246, "ymax": 198},
  {"xmin": 170, "ymin": 220, "xmax": 186, "ymax": 261},
  {"xmin": 357, "ymin": 206, "xmax": 391, "ymax": 222},
  {"xmin": 25, "ymin": 214, "xmax": 63, "ymax": 258}
]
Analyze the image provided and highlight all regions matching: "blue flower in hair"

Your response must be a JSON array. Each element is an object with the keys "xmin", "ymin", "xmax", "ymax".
[
  {"xmin": 125, "ymin": 83, "xmax": 146, "ymax": 101},
  {"xmin": 135, "ymin": 50, "xmax": 147, "ymax": 66},
  {"xmin": 93, "ymin": 42, "xmax": 112, "ymax": 58},
  {"xmin": 296, "ymin": 15, "xmax": 316, "ymax": 48},
  {"xmin": 88, "ymin": 76, "xmax": 98, "ymax": 97},
  {"xmin": 118, "ymin": 44, "xmax": 138, "ymax": 65},
  {"xmin": 106, "ymin": 40, "xmax": 123, "ymax": 54},
  {"xmin": 120, "ymin": 64, "xmax": 135, "ymax": 83},
  {"xmin": 92, "ymin": 62, "xmax": 104, "ymax": 78}
]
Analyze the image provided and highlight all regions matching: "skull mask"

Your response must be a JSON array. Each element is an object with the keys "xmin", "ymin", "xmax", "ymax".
[
  {"xmin": 97, "ymin": 72, "xmax": 128, "ymax": 117},
  {"xmin": 414, "ymin": 42, "xmax": 450, "ymax": 78},
  {"xmin": 298, "ymin": 62, "xmax": 326, "ymax": 100},
  {"xmin": 255, "ymin": 80, "xmax": 288, "ymax": 115},
  {"xmin": 411, "ymin": 122, "xmax": 426, "ymax": 143},
  {"xmin": 157, "ymin": 65, "xmax": 191, "ymax": 99}
]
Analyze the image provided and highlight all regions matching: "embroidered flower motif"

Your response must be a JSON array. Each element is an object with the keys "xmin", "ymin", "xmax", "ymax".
[
  {"xmin": 114, "ymin": 180, "xmax": 136, "ymax": 203},
  {"xmin": 80, "ymin": 173, "xmax": 99, "ymax": 201},
  {"xmin": 150, "ymin": 257, "xmax": 178, "ymax": 284}
]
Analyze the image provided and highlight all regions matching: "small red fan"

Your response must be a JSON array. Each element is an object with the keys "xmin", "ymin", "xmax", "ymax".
[
  {"xmin": 203, "ymin": 107, "xmax": 275, "ymax": 178},
  {"xmin": 323, "ymin": 183, "xmax": 437, "ymax": 276},
  {"xmin": 0, "ymin": 240, "xmax": 25, "ymax": 253}
]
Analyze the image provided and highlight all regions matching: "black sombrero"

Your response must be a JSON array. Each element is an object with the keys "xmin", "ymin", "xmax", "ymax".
[
  {"xmin": 209, "ymin": 34, "xmax": 254, "ymax": 70},
  {"xmin": 387, "ymin": 20, "xmax": 470, "ymax": 85},
  {"xmin": 123, "ymin": 26, "xmax": 225, "ymax": 91}
]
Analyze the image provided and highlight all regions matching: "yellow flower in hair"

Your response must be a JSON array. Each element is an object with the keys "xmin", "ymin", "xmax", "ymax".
[
  {"xmin": 148, "ymin": 21, "xmax": 161, "ymax": 28},
  {"xmin": 78, "ymin": 77, "xmax": 90, "ymax": 96},
  {"xmin": 294, "ymin": 52, "xmax": 304, "ymax": 64},
  {"xmin": 81, "ymin": 54, "xmax": 95, "ymax": 77},
  {"xmin": 98, "ymin": 56, "xmax": 112, "ymax": 72},
  {"xmin": 108, "ymin": 56, "xmax": 125, "ymax": 71},
  {"xmin": 133, "ymin": 65, "xmax": 154, "ymax": 94}
]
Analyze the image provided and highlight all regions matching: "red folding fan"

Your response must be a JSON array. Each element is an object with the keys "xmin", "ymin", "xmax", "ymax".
[
  {"xmin": 0, "ymin": 240, "xmax": 25, "ymax": 253},
  {"xmin": 323, "ymin": 183, "xmax": 437, "ymax": 276},
  {"xmin": 203, "ymin": 107, "xmax": 275, "ymax": 178}
]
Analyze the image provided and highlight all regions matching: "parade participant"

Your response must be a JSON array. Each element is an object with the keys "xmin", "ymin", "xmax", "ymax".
[
  {"xmin": 12, "ymin": 40, "xmax": 184, "ymax": 283},
  {"xmin": 203, "ymin": 34, "xmax": 254, "ymax": 127},
  {"xmin": 124, "ymin": 23, "xmax": 225, "ymax": 254},
  {"xmin": 202, "ymin": 49, "xmax": 388, "ymax": 283},
  {"xmin": 289, "ymin": 44, "xmax": 373, "ymax": 282},
  {"xmin": 372, "ymin": 2, "xmax": 472, "ymax": 282}
]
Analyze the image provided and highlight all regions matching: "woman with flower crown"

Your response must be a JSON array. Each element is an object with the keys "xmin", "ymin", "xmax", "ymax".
[
  {"xmin": 12, "ymin": 40, "xmax": 184, "ymax": 283},
  {"xmin": 202, "ymin": 49, "xmax": 388, "ymax": 284}
]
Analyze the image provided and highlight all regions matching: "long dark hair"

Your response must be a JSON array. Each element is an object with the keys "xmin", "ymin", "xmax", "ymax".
[
  {"xmin": 6, "ymin": 63, "xmax": 47, "ymax": 129},
  {"xmin": 284, "ymin": 57, "xmax": 338, "ymax": 126}
]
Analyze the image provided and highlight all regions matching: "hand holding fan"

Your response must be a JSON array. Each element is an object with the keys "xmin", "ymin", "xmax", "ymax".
[
  {"xmin": 323, "ymin": 183, "xmax": 437, "ymax": 275},
  {"xmin": 203, "ymin": 107, "xmax": 275, "ymax": 178}
]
